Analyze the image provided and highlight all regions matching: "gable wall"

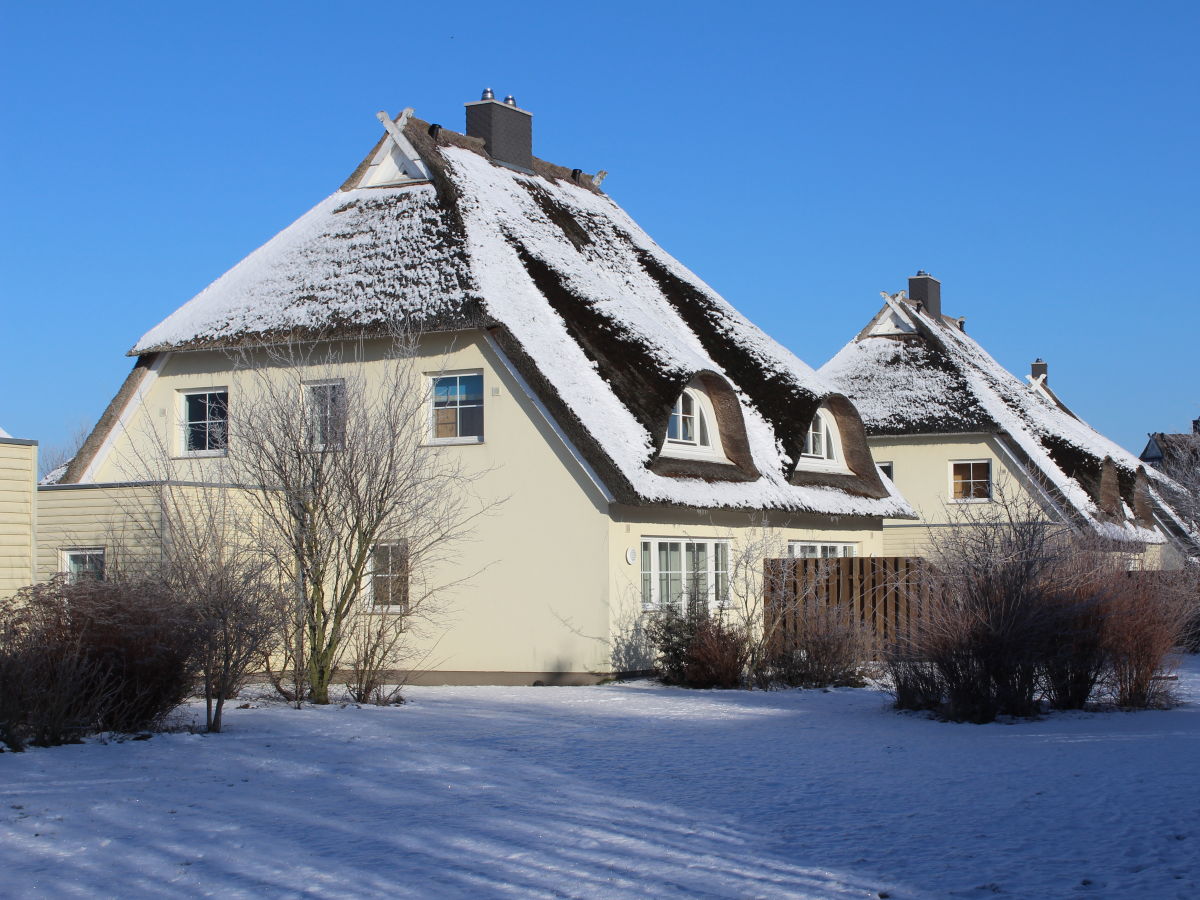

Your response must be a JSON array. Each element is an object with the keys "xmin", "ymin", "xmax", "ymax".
[
  {"xmin": 0, "ymin": 439, "xmax": 37, "ymax": 596},
  {"xmin": 72, "ymin": 331, "xmax": 615, "ymax": 680}
]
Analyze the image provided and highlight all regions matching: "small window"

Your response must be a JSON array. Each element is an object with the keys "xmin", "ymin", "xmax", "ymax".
[
  {"xmin": 431, "ymin": 373, "xmax": 483, "ymax": 442},
  {"xmin": 802, "ymin": 409, "xmax": 837, "ymax": 461},
  {"xmin": 788, "ymin": 542, "xmax": 857, "ymax": 559},
  {"xmin": 306, "ymin": 381, "xmax": 346, "ymax": 451},
  {"xmin": 370, "ymin": 542, "xmax": 409, "ymax": 613},
  {"xmin": 63, "ymin": 548, "xmax": 105, "ymax": 583},
  {"xmin": 182, "ymin": 389, "xmax": 228, "ymax": 454},
  {"xmin": 639, "ymin": 538, "xmax": 729, "ymax": 612},
  {"xmin": 878, "ymin": 462, "xmax": 894, "ymax": 481},
  {"xmin": 951, "ymin": 460, "xmax": 992, "ymax": 501},
  {"xmin": 667, "ymin": 391, "xmax": 710, "ymax": 448}
]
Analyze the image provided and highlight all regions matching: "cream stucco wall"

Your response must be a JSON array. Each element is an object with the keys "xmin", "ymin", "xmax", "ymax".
[
  {"xmin": 868, "ymin": 433, "xmax": 1051, "ymax": 558},
  {"xmin": 50, "ymin": 329, "xmax": 894, "ymax": 681},
  {"xmin": 0, "ymin": 438, "xmax": 37, "ymax": 596}
]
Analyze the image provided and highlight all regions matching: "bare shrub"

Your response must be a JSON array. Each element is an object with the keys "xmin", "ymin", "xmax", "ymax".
[
  {"xmin": 883, "ymin": 652, "xmax": 943, "ymax": 712},
  {"xmin": 769, "ymin": 598, "xmax": 872, "ymax": 688},
  {"xmin": 0, "ymin": 579, "xmax": 198, "ymax": 748},
  {"xmin": 1101, "ymin": 571, "xmax": 1192, "ymax": 708},
  {"xmin": 682, "ymin": 618, "xmax": 749, "ymax": 689}
]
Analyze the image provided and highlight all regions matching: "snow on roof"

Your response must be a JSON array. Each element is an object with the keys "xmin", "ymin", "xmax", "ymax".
[
  {"xmin": 821, "ymin": 293, "xmax": 1193, "ymax": 545},
  {"xmin": 0, "ymin": 425, "xmax": 10, "ymax": 439},
  {"xmin": 129, "ymin": 115, "xmax": 910, "ymax": 519}
]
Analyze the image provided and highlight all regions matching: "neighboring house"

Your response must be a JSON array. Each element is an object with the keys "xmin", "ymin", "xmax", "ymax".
[
  {"xmin": 0, "ymin": 426, "xmax": 37, "ymax": 597},
  {"xmin": 1141, "ymin": 419, "xmax": 1200, "ymax": 470},
  {"xmin": 820, "ymin": 273, "xmax": 1198, "ymax": 566},
  {"xmin": 39, "ymin": 92, "xmax": 911, "ymax": 683}
]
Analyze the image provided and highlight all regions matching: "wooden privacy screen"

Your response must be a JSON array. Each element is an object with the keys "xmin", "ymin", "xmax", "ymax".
[{"xmin": 763, "ymin": 557, "xmax": 928, "ymax": 655}]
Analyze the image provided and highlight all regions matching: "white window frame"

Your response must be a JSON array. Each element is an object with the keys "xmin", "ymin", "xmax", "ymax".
[
  {"xmin": 660, "ymin": 388, "xmax": 728, "ymax": 463},
  {"xmin": 61, "ymin": 547, "xmax": 105, "ymax": 583},
  {"xmin": 304, "ymin": 379, "xmax": 346, "ymax": 452},
  {"xmin": 428, "ymin": 370, "xmax": 484, "ymax": 445},
  {"xmin": 367, "ymin": 541, "xmax": 409, "ymax": 615},
  {"xmin": 179, "ymin": 387, "xmax": 229, "ymax": 457},
  {"xmin": 797, "ymin": 407, "xmax": 850, "ymax": 473},
  {"xmin": 639, "ymin": 537, "xmax": 730, "ymax": 612},
  {"xmin": 788, "ymin": 542, "xmax": 858, "ymax": 559},
  {"xmin": 949, "ymin": 459, "xmax": 993, "ymax": 503},
  {"xmin": 877, "ymin": 461, "xmax": 894, "ymax": 482}
]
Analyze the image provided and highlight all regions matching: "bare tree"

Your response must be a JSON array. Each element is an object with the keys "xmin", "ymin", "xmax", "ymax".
[{"xmin": 223, "ymin": 331, "xmax": 491, "ymax": 704}]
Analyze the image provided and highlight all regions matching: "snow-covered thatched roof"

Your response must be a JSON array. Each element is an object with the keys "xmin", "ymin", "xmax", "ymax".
[
  {"xmin": 821, "ymin": 294, "xmax": 1197, "ymax": 548},
  {"xmin": 120, "ymin": 111, "xmax": 909, "ymax": 518}
]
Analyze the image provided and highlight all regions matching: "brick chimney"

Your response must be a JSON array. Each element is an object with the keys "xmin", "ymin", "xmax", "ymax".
[
  {"xmin": 908, "ymin": 271, "xmax": 941, "ymax": 320},
  {"xmin": 1031, "ymin": 358, "xmax": 1048, "ymax": 384},
  {"xmin": 465, "ymin": 89, "xmax": 533, "ymax": 173}
]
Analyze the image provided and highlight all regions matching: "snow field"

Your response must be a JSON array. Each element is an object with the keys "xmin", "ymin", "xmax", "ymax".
[{"xmin": 1, "ymin": 659, "xmax": 1198, "ymax": 899}]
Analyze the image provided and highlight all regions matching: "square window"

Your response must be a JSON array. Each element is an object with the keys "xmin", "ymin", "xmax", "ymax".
[
  {"xmin": 63, "ymin": 548, "xmax": 105, "ymax": 583},
  {"xmin": 878, "ymin": 462, "xmax": 894, "ymax": 481},
  {"xmin": 430, "ymin": 373, "xmax": 483, "ymax": 442},
  {"xmin": 182, "ymin": 389, "xmax": 228, "ymax": 454},
  {"xmin": 952, "ymin": 460, "xmax": 992, "ymax": 501}
]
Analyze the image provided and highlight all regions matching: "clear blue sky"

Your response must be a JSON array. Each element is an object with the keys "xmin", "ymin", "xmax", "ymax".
[{"xmin": 2, "ymin": 1, "xmax": 1197, "ymax": 459}]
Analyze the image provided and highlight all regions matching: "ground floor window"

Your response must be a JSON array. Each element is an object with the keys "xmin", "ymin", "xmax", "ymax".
[
  {"xmin": 62, "ymin": 548, "xmax": 105, "ymax": 583},
  {"xmin": 369, "ymin": 542, "xmax": 409, "ymax": 614},
  {"xmin": 788, "ymin": 542, "xmax": 857, "ymax": 559},
  {"xmin": 640, "ymin": 538, "xmax": 729, "ymax": 612}
]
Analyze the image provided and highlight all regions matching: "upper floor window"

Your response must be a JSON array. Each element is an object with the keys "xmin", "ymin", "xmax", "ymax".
[
  {"xmin": 878, "ymin": 461, "xmax": 894, "ymax": 482},
  {"xmin": 431, "ymin": 373, "xmax": 483, "ymax": 443},
  {"xmin": 306, "ymin": 381, "xmax": 346, "ymax": 451},
  {"xmin": 62, "ymin": 548, "xmax": 105, "ymax": 583},
  {"xmin": 182, "ymin": 389, "xmax": 228, "ymax": 455},
  {"xmin": 951, "ymin": 460, "xmax": 992, "ymax": 501},
  {"xmin": 802, "ymin": 409, "xmax": 837, "ymax": 461},
  {"xmin": 667, "ymin": 390, "xmax": 710, "ymax": 447}
]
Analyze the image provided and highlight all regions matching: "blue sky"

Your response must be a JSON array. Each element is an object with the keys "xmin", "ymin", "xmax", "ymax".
[{"xmin": 2, "ymin": 1, "xmax": 1197, "ymax": 459}]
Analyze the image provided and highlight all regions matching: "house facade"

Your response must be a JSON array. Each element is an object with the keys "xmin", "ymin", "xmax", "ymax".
[
  {"xmin": 820, "ymin": 274, "xmax": 1198, "ymax": 567},
  {"xmin": 37, "ymin": 94, "xmax": 911, "ymax": 683}
]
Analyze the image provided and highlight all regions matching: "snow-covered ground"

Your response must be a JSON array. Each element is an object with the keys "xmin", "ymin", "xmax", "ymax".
[{"xmin": 2, "ymin": 659, "xmax": 1198, "ymax": 900}]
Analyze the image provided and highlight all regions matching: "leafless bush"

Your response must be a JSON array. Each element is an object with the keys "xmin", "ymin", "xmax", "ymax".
[
  {"xmin": 768, "ymin": 598, "xmax": 872, "ymax": 688},
  {"xmin": 0, "ymin": 579, "xmax": 198, "ymax": 749},
  {"xmin": 682, "ymin": 618, "xmax": 749, "ymax": 689},
  {"xmin": 1101, "ymin": 571, "xmax": 1192, "ymax": 708}
]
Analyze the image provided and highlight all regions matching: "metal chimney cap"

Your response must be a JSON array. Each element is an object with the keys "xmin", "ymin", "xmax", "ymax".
[
  {"xmin": 915, "ymin": 269, "xmax": 930, "ymax": 277},
  {"xmin": 504, "ymin": 95, "xmax": 517, "ymax": 106},
  {"xmin": 481, "ymin": 87, "xmax": 495, "ymax": 101}
]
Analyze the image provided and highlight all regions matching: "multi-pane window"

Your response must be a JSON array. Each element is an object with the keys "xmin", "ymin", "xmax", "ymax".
[
  {"xmin": 667, "ymin": 391, "xmax": 710, "ymax": 447},
  {"xmin": 63, "ymin": 548, "xmax": 105, "ymax": 583},
  {"xmin": 431, "ymin": 373, "xmax": 483, "ymax": 441},
  {"xmin": 952, "ymin": 460, "xmax": 992, "ymax": 501},
  {"xmin": 803, "ymin": 411, "xmax": 835, "ymax": 460},
  {"xmin": 370, "ymin": 542, "xmax": 409, "ymax": 613},
  {"xmin": 640, "ymin": 538, "xmax": 729, "ymax": 612},
  {"xmin": 306, "ymin": 381, "xmax": 346, "ymax": 451},
  {"xmin": 788, "ymin": 542, "xmax": 857, "ymax": 559},
  {"xmin": 183, "ymin": 390, "xmax": 228, "ymax": 454}
]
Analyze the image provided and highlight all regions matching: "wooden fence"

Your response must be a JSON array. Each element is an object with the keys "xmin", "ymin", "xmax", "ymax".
[{"xmin": 764, "ymin": 557, "xmax": 928, "ymax": 655}]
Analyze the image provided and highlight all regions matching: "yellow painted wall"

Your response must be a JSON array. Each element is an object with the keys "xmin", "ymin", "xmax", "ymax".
[
  {"xmin": 36, "ymin": 484, "xmax": 163, "ymax": 582},
  {"xmin": 0, "ymin": 439, "xmax": 37, "ymax": 595}
]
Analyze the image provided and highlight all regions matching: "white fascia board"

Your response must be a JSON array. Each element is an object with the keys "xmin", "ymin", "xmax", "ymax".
[
  {"xmin": 482, "ymin": 332, "xmax": 615, "ymax": 506},
  {"xmin": 78, "ymin": 352, "xmax": 169, "ymax": 484}
]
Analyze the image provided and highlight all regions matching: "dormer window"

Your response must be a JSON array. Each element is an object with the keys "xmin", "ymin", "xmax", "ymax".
[
  {"xmin": 803, "ymin": 409, "xmax": 836, "ymax": 461},
  {"xmin": 660, "ymin": 385, "xmax": 729, "ymax": 463},
  {"xmin": 668, "ymin": 391, "xmax": 710, "ymax": 447}
]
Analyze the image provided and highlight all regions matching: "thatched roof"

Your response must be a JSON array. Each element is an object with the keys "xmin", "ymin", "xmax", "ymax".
[
  {"xmin": 821, "ymin": 293, "xmax": 1197, "ymax": 547},
  {"xmin": 119, "ymin": 112, "xmax": 908, "ymax": 518}
]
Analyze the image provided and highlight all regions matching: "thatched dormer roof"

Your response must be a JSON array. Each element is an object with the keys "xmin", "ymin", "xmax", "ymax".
[{"xmin": 119, "ymin": 110, "xmax": 909, "ymax": 518}]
